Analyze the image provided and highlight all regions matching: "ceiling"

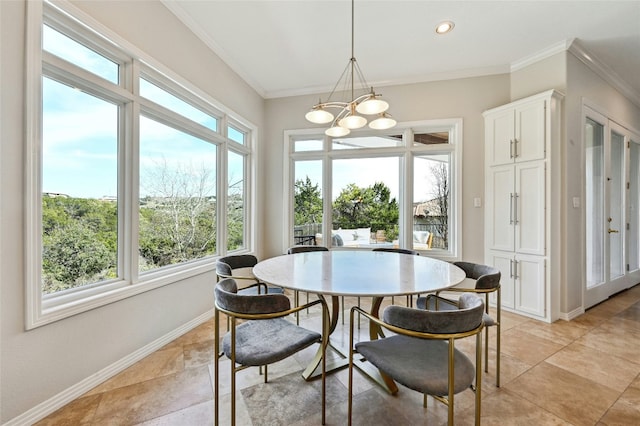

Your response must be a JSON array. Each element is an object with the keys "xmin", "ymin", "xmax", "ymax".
[{"xmin": 164, "ymin": 1, "xmax": 640, "ymax": 102}]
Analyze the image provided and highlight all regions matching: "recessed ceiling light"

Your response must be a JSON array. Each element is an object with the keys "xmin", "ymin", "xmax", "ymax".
[{"xmin": 435, "ymin": 21, "xmax": 455, "ymax": 34}]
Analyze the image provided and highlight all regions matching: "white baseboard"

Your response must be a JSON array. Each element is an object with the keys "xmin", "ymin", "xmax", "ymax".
[
  {"xmin": 4, "ymin": 309, "xmax": 214, "ymax": 426},
  {"xmin": 559, "ymin": 306, "xmax": 584, "ymax": 321}
]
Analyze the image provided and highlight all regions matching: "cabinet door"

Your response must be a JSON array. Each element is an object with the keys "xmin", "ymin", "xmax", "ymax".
[
  {"xmin": 487, "ymin": 250, "xmax": 515, "ymax": 309},
  {"xmin": 515, "ymin": 100, "xmax": 546, "ymax": 163},
  {"xmin": 488, "ymin": 165, "xmax": 515, "ymax": 252},
  {"xmin": 515, "ymin": 161, "xmax": 545, "ymax": 255},
  {"xmin": 515, "ymin": 254, "xmax": 545, "ymax": 317},
  {"xmin": 486, "ymin": 109, "xmax": 515, "ymax": 166}
]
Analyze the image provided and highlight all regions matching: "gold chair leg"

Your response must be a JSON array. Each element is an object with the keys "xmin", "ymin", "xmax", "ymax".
[
  {"xmin": 214, "ymin": 309, "xmax": 220, "ymax": 426},
  {"xmin": 295, "ymin": 290, "xmax": 300, "ymax": 325}
]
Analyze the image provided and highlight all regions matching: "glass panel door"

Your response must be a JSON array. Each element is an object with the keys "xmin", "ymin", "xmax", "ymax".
[
  {"xmin": 585, "ymin": 116, "xmax": 605, "ymax": 289},
  {"xmin": 609, "ymin": 130, "xmax": 625, "ymax": 281}
]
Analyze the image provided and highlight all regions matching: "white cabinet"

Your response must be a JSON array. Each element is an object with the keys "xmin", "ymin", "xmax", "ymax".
[
  {"xmin": 487, "ymin": 250, "xmax": 545, "ymax": 317},
  {"xmin": 487, "ymin": 161, "xmax": 545, "ymax": 255},
  {"xmin": 484, "ymin": 90, "xmax": 562, "ymax": 322},
  {"xmin": 487, "ymin": 98, "xmax": 546, "ymax": 166}
]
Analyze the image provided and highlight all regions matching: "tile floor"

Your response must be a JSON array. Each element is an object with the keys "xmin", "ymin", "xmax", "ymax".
[{"xmin": 36, "ymin": 285, "xmax": 640, "ymax": 425}]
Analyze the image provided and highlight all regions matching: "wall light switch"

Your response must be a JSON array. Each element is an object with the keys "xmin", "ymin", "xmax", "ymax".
[
  {"xmin": 473, "ymin": 197, "xmax": 482, "ymax": 208},
  {"xmin": 572, "ymin": 197, "xmax": 580, "ymax": 208}
]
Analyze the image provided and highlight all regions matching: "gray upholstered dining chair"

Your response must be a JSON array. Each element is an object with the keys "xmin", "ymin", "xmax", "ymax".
[
  {"xmin": 216, "ymin": 254, "xmax": 283, "ymax": 295},
  {"xmin": 348, "ymin": 293, "xmax": 485, "ymax": 426},
  {"xmin": 416, "ymin": 261, "xmax": 501, "ymax": 386},
  {"xmin": 372, "ymin": 247, "xmax": 420, "ymax": 306},
  {"xmin": 286, "ymin": 245, "xmax": 329, "ymax": 324},
  {"xmin": 214, "ymin": 278, "xmax": 329, "ymax": 426}
]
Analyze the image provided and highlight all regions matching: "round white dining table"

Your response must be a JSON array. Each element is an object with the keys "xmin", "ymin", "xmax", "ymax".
[{"xmin": 253, "ymin": 250, "xmax": 466, "ymax": 393}]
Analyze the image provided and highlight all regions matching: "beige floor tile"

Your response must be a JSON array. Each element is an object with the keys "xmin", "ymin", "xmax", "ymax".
[
  {"xmin": 577, "ymin": 321, "xmax": 640, "ymax": 364},
  {"xmin": 499, "ymin": 327, "xmax": 564, "ymax": 365},
  {"xmin": 456, "ymin": 388, "xmax": 572, "ymax": 426},
  {"xmin": 33, "ymin": 393, "xmax": 102, "ymax": 426},
  {"xmin": 92, "ymin": 365, "xmax": 212, "ymax": 425},
  {"xmin": 598, "ymin": 398, "xmax": 640, "ymax": 425},
  {"xmin": 521, "ymin": 317, "xmax": 591, "ymax": 346},
  {"xmin": 505, "ymin": 362, "xmax": 620, "ymax": 425},
  {"xmin": 86, "ymin": 346, "xmax": 184, "ymax": 396},
  {"xmin": 135, "ymin": 400, "xmax": 213, "ymax": 425},
  {"xmin": 546, "ymin": 341, "xmax": 640, "ymax": 392}
]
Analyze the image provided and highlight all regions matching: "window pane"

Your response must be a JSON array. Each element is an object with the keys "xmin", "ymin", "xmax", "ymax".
[
  {"xmin": 294, "ymin": 139, "xmax": 323, "ymax": 152},
  {"xmin": 413, "ymin": 131, "xmax": 449, "ymax": 146},
  {"xmin": 140, "ymin": 78, "xmax": 218, "ymax": 132},
  {"xmin": 332, "ymin": 157, "xmax": 399, "ymax": 248},
  {"xmin": 585, "ymin": 117, "xmax": 605, "ymax": 287},
  {"xmin": 332, "ymin": 134, "xmax": 402, "ymax": 150},
  {"xmin": 43, "ymin": 25, "xmax": 118, "ymax": 84},
  {"xmin": 228, "ymin": 125, "xmax": 245, "ymax": 145},
  {"xmin": 413, "ymin": 154, "xmax": 450, "ymax": 251},
  {"xmin": 41, "ymin": 77, "xmax": 118, "ymax": 294},
  {"xmin": 227, "ymin": 151, "xmax": 245, "ymax": 251},
  {"xmin": 139, "ymin": 116, "xmax": 217, "ymax": 271},
  {"xmin": 294, "ymin": 160, "xmax": 323, "ymax": 245}
]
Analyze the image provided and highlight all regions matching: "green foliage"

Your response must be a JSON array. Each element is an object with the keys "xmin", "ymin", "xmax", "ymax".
[
  {"xmin": 332, "ymin": 182, "xmax": 399, "ymax": 240},
  {"xmin": 42, "ymin": 196, "xmax": 117, "ymax": 293},
  {"xmin": 294, "ymin": 177, "xmax": 322, "ymax": 226}
]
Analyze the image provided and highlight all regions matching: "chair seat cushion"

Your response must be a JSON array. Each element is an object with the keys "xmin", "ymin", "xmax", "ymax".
[
  {"xmin": 356, "ymin": 335, "xmax": 475, "ymax": 396},
  {"xmin": 223, "ymin": 318, "xmax": 320, "ymax": 366}
]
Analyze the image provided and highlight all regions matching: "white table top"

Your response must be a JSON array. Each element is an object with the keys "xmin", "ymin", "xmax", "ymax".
[{"xmin": 253, "ymin": 250, "xmax": 465, "ymax": 297}]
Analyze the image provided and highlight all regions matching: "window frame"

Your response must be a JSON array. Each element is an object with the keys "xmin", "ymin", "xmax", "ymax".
[
  {"xmin": 25, "ymin": 0, "xmax": 256, "ymax": 328},
  {"xmin": 285, "ymin": 119, "xmax": 462, "ymax": 260}
]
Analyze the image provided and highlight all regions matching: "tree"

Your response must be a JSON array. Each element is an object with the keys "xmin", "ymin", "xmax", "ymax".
[
  {"xmin": 42, "ymin": 197, "xmax": 117, "ymax": 293},
  {"xmin": 430, "ymin": 162, "xmax": 449, "ymax": 248},
  {"xmin": 139, "ymin": 158, "xmax": 217, "ymax": 268},
  {"xmin": 294, "ymin": 176, "xmax": 323, "ymax": 227},
  {"xmin": 332, "ymin": 182, "xmax": 399, "ymax": 239}
]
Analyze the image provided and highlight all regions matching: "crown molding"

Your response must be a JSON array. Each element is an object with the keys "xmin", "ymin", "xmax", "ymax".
[
  {"xmin": 510, "ymin": 39, "xmax": 574, "ymax": 72},
  {"xmin": 568, "ymin": 39, "xmax": 640, "ymax": 108}
]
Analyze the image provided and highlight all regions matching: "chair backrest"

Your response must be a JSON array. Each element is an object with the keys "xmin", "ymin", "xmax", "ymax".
[
  {"xmin": 372, "ymin": 248, "xmax": 419, "ymax": 255},
  {"xmin": 216, "ymin": 254, "xmax": 258, "ymax": 277},
  {"xmin": 453, "ymin": 261, "xmax": 501, "ymax": 290},
  {"xmin": 215, "ymin": 277, "xmax": 290, "ymax": 315},
  {"xmin": 383, "ymin": 293, "xmax": 484, "ymax": 335},
  {"xmin": 287, "ymin": 245, "xmax": 329, "ymax": 254}
]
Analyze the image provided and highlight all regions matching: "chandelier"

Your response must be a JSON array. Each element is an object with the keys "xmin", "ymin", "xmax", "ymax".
[{"xmin": 304, "ymin": 0, "xmax": 396, "ymax": 137}]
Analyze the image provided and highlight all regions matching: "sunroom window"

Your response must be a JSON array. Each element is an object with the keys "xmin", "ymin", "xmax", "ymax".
[
  {"xmin": 288, "ymin": 123, "xmax": 461, "ymax": 258},
  {"xmin": 26, "ymin": 1, "xmax": 255, "ymax": 328}
]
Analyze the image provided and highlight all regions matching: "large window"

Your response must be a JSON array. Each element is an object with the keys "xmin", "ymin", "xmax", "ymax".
[
  {"xmin": 288, "ymin": 123, "xmax": 461, "ymax": 258},
  {"xmin": 26, "ymin": 1, "xmax": 254, "ymax": 327}
]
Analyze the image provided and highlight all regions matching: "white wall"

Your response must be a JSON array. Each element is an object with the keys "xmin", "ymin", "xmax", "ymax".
[
  {"xmin": 511, "ymin": 52, "xmax": 567, "ymax": 101},
  {"xmin": 262, "ymin": 75, "xmax": 511, "ymax": 262},
  {"xmin": 0, "ymin": 1, "xmax": 264, "ymax": 422}
]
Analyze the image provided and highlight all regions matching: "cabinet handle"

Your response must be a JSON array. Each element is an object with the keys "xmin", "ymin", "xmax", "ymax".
[
  {"xmin": 608, "ymin": 229, "xmax": 619, "ymax": 234},
  {"xmin": 509, "ymin": 193, "xmax": 514, "ymax": 224},
  {"xmin": 513, "ymin": 259, "xmax": 519, "ymax": 279},
  {"xmin": 513, "ymin": 193, "xmax": 519, "ymax": 225},
  {"xmin": 509, "ymin": 139, "xmax": 514, "ymax": 159},
  {"xmin": 513, "ymin": 137, "xmax": 519, "ymax": 158},
  {"xmin": 509, "ymin": 259, "xmax": 514, "ymax": 278}
]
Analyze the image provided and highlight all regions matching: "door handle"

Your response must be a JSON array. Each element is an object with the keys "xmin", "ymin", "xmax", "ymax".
[{"xmin": 608, "ymin": 229, "xmax": 619, "ymax": 234}]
